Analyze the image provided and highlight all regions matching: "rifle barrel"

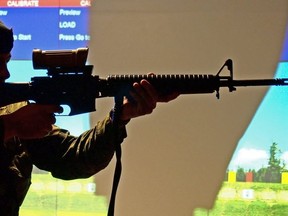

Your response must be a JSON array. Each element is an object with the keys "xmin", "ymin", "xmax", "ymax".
[{"xmin": 221, "ymin": 78, "xmax": 288, "ymax": 87}]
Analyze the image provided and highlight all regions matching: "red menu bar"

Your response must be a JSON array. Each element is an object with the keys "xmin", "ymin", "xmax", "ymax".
[{"xmin": 0, "ymin": 0, "xmax": 92, "ymax": 7}]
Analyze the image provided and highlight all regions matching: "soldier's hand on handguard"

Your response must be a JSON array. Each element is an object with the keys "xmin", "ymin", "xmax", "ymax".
[
  {"xmin": 119, "ymin": 76, "xmax": 179, "ymax": 122},
  {"xmin": 2, "ymin": 104, "xmax": 63, "ymax": 141}
]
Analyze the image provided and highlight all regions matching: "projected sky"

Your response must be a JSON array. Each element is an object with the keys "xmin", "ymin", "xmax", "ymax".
[{"xmin": 229, "ymin": 29, "xmax": 288, "ymax": 171}]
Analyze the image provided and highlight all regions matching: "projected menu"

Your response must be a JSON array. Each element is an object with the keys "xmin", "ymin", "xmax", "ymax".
[{"xmin": 0, "ymin": 0, "xmax": 91, "ymax": 59}]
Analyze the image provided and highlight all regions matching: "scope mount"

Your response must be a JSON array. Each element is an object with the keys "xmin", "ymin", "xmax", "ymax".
[{"xmin": 46, "ymin": 65, "xmax": 93, "ymax": 76}]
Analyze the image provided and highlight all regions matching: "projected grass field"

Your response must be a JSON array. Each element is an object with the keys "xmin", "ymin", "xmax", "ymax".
[
  {"xmin": 195, "ymin": 182, "xmax": 288, "ymax": 216},
  {"xmin": 21, "ymin": 174, "xmax": 288, "ymax": 215},
  {"xmin": 20, "ymin": 174, "xmax": 108, "ymax": 216}
]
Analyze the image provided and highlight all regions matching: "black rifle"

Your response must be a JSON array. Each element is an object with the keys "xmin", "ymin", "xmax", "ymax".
[{"xmin": 0, "ymin": 59, "xmax": 287, "ymax": 115}]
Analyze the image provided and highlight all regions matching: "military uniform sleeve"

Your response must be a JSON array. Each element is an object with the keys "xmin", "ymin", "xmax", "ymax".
[
  {"xmin": 0, "ymin": 117, "xmax": 6, "ymax": 164},
  {"xmin": 24, "ymin": 114, "xmax": 127, "ymax": 180},
  {"xmin": 0, "ymin": 117, "xmax": 4, "ymax": 146}
]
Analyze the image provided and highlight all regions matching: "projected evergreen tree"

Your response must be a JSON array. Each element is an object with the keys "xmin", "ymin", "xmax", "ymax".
[{"xmin": 265, "ymin": 142, "xmax": 283, "ymax": 183}]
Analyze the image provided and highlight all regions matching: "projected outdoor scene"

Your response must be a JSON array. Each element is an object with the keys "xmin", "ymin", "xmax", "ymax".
[{"xmin": 195, "ymin": 28, "xmax": 288, "ymax": 215}]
